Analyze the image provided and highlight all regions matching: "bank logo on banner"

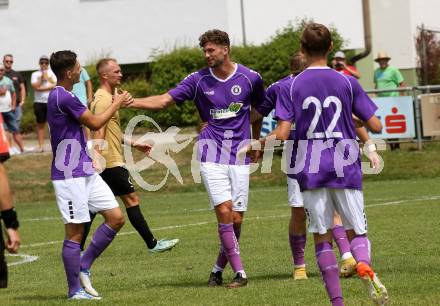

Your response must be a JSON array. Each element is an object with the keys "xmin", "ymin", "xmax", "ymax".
[{"xmin": 370, "ymin": 96, "xmax": 415, "ymax": 139}]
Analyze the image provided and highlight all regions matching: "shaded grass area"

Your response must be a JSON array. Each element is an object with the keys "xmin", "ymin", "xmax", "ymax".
[{"xmin": 5, "ymin": 141, "xmax": 440, "ymax": 203}]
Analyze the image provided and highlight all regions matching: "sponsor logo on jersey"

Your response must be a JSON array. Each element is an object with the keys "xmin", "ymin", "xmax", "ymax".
[
  {"xmin": 210, "ymin": 102, "xmax": 243, "ymax": 119},
  {"xmin": 204, "ymin": 90, "xmax": 215, "ymax": 96},
  {"xmin": 231, "ymin": 85, "xmax": 242, "ymax": 96}
]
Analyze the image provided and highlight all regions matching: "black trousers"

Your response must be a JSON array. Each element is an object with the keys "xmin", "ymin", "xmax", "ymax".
[{"xmin": 0, "ymin": 223, "xmax": 7, "ymax": 288}]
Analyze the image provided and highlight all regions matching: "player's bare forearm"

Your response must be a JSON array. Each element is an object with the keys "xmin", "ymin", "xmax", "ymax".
[
  {"xmin": 130, "ymin": 93, "xmax": 175, "ymax": 110},
  {"xmin": 250, "ymin": 107, "xmax": 263, "ymax": 124},
  {"xmin": 80, "ymin": 91, "xmax": 127, "ymax": 130},
  {"xmin": 251, "ymin": 117, "xmax": 263, "ymax": 140},
  {"xmin": 275, "ymin": 120, "xmax": 292, "ymax": 141},
  {"xmin": 355, "ymin": 126, "xmax": 370, "ymax": 143},
  {"xmin": 20, "ymin": 83, "xmax": 26, "ymax": 104}
]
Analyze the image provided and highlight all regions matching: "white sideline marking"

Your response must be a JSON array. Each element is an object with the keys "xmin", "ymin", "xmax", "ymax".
[
  {"xmin": 6, "ymin": 253, "xmax": 39, "ymax": 267},
  {"xmin": 20, "ymin": 195, "xmax": 440, "ymax": 250}
]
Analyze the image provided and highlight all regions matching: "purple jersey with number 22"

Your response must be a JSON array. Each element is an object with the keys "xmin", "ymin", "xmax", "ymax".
[{"xmin": 275, "ymin": 67, "xmax": 377, "ymax": 191}]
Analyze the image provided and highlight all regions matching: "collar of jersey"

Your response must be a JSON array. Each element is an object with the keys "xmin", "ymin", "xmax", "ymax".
[
  {"xmin": 209, "ymin": 63, "xmax": 238, "ymax": 82},
  {"xmin": 306, "ymin": 66, "xmax": 331, "ymax": 70}
]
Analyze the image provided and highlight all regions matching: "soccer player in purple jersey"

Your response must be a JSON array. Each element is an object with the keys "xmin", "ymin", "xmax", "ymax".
[
  {"xmin": 128, "ymin": 29, "xmax": 265, "ymax": 288},
  {"xmin": 47, "ymin": 50, "xmax": 132, "ymax": 300},
  {"xmin": 254, "ymin": 53, "xmax": 381, "ymax": 282},
  {"xmin": 272, "ymin": 24, "xmax": 388, "ymax": 305}
]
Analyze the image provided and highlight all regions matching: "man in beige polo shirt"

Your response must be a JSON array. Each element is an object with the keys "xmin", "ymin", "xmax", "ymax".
[{"xmin": 80, "ymin": 58, "xmax": 179, "ymax": 254}]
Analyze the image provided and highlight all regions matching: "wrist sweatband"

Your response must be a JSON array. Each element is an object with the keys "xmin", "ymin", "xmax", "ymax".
[{"xmin": 1, "ymin": 208, "xmax": 19, "ymax": 229}]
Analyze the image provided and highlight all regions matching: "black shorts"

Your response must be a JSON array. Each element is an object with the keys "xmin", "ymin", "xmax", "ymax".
[
  {"xmin": 100, "ymin": 166, "xmax": 135, "ymax": 196},
  {"xmin": 33, "ymin": 103, "xmax": 47, "ymax": 124},
  {"xmin": 0, "ymin": 153, "xmax": 10, "ymax": 163}
]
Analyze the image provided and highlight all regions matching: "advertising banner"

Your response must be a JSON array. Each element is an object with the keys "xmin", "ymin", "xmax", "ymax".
[{"xmin": 420, "ymin": 94, "xmax": 440, "ymax": 136}]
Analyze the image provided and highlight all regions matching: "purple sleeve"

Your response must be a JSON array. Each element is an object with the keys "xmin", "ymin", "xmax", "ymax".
[
  {"xmin": 168, "ymin": 73, "xmax": 197, "ymax": 104},
  {"xmin": 257, "ymin": 84, "xmax": 277, "ymax": 117},
  {"xmin": 250, "ymin": 73, "xmax": 265, "ymax": 108},
  {"xmin": 274, "ymin": 82, "xmax": 294, "ymax": 122},
  {"xmin": 350, "ymin": 78, "xmax": 378, "ymax": 121},
  {"xmin": 61, "ymin": 94, "xmax": 87, "ymax": 120}
]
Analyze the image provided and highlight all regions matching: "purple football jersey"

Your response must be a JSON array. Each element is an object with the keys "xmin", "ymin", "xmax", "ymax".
[
  {"xmin": 275, "ymin": 67, "xmax": 377, "ymax": 191},
  {"xmin": 47, "ymin": 86, "xmax": 93, "ymax": 180},
  {"xmin": 169, "ymin": 64, "xmax": 264, "ymax": 165},
  {"xmin": 259, "ymin": 75, "xmax": 293, "ymax": 117}
]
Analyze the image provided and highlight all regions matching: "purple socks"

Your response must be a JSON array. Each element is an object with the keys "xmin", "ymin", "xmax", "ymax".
[
  {"xmin": 350, "ymin": 235, "xmax": 371, "ymax": 265},
  {"xmin": 62, "ymin": 240, "xmax": 82, "ymax": 297},
  {"xmin": 316, "ymin": 242, "xmax": 344, "ymax": 306},
  {"xmin": 289, "ymin": 234, "xmax": 306, "ymax": 267},
  {"xmin": 332, "ymin": 225, "xmax": 351, "ymax": 258},
  {"xmin": 214, "ymin": 225, "xmax": 241, "ymax": 271},
  {"xmin": 217, "ymin": 223, "xmax": 244, "ymax": 273},
  {"xmin": 80, "ymin": 223, "xmax": 117, "ymax": 271}
]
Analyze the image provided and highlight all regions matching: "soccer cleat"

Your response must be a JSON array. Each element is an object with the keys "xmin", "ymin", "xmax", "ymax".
[
  {"xmin": 69, "ymin": 288, "xmax": 102, "ymax": 300},
  {"xmin": 357, "ymin": 262, "xmax": 389, "ymax": 305},
  {"xmin": 207, "ymin": 271, "xmax": 223, "ymax": 287},
  {"xmin": 340, "ymin": 256, "xmax": 357, "ymax": 278},
  {"xmin": 79, "ymin": 269, "xmax": 100, "ymax": 297},
  {"xmin": 226, "ymin": 272, "xmax": 248, "ymax": 289},
  {"xmin": 293, "ymin": 266, "xmax": 308, "ymax": 280},
  {"xmin": 148, "ymin": 238, "xmax": 180, "ymax": 254}
]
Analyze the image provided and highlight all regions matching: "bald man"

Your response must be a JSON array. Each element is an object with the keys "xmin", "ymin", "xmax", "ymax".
[{"xmin": 81, "ymin": 58, "xmax": 179, "ymax": 256}]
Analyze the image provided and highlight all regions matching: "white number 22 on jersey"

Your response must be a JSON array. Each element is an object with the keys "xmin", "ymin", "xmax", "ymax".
[{"xmin": 302, "ymin": 96, "xmax": 343, "ymax": 139}]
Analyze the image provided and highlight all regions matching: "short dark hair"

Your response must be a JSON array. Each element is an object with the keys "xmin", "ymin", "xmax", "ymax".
[
  {"xmin": 96, "ymin": 58, "xmax": 117, "ymax": 75},
  {"xmin": 301, "ymin": 23, "xmax": 332, "ymax": 57},
  {"xmin": 290, "ymin": 52, "xmax": 307, "ymax": 76},
  {"xmin": 50, "ymin": 50, "xmax": 77, "ymax": 80},
  {"xmin": 3, "ymin": 54, "xmax": 13, "ymax": 59},
  {"xmin": 199, "ymin": 29, "xmax": 230, "ymax": 49}
]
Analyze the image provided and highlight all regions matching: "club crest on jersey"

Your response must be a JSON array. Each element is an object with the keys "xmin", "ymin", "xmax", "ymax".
[
  {"xmin": 231, "ymin": 85, "xmax": 242, "ymax": 96},
  {"xmin": 210, "ymin": 102, "xmax": 243, "ymax": 119}
]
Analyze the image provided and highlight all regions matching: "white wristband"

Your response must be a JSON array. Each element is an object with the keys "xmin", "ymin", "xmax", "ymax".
[{"xmin": 365, "ymin": 143, "xmax": 376, "ymax": 154}]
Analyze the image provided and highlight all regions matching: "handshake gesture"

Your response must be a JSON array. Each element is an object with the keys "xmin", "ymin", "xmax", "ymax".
[{"xmin": 112, "ymin": 88, "xmax": 134, "ymax": 108}]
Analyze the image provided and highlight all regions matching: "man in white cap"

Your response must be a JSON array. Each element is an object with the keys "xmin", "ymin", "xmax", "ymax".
[
  {"xmin": 31, "ymin": 55, "xmax": 57, "ymax": 152},
  {"xmin": 332, "ymin": 51, "xmax": 361, "ymax": 79},
  {"xmin": 373, "ymin": 52, "xmax": 404, "ymax": 97}
]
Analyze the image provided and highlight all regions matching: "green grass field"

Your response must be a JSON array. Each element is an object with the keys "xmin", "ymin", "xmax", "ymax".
[{"xmin": 1, "ymin": 143, "xmax": 440, "ymax": 305}]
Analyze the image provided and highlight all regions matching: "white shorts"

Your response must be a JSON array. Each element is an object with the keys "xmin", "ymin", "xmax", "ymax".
[
  {"xmin": 287, "ymin": 177, "xmax": 304, "ymax": 208},
  {"xmin": 302, "ymin": 188, "xmax": 367, "ymax": 235},
  {"xmin": 52, "ymin": 173, "xmax": 119, "ymax": 224},
  {"xmin": 200, "ymin": 162, "xmax": 249, "ymax": 211}
]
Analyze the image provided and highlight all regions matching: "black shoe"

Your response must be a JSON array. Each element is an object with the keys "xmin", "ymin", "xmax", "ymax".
[
  {"xmin": 226, "ymin": 272, "xmax": 248, "ymax": 288},
  {"xmin": 207, "ymin": 271, "xmax": 223, "ymax": 287}
]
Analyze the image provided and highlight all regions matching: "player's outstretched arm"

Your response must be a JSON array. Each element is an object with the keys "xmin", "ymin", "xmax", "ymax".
[
  {"xmin": 79, "ymin": 90, "xmax": 128, "ymax": 131},
  {"xmin": 129, "ymin": 93, "xmax": 175, "ymax": 110}
]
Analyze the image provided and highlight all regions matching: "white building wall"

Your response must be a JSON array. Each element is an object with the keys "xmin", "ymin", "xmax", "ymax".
[{"xmin": 0, "ymin": 0, "xmax": 364, "ymax": 71}]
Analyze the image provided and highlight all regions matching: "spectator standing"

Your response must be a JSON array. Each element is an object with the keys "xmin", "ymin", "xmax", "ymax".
[
  {"xmin": 374, "ymin": 52, "xmax": 404, "ymax": 97},
  {"xmin": 374, "ymin": 52, "xmax": 405, "ymax": 150},
  {"xmin": 332, "ymin": 51, "xmax": 361, "ymax": 79},
  {"xmin": 3, "ymin": 54, "xmax": 26, "ymax": 132},
  {"xmin": 72, "ymin": 67, "xmax": 93, "ymax": 107},
  {"xmin": 31, "ymin": 55, "xmax": 57, "ymax": 152},
  {"xmin": 0, "ymin": 64, "xmax": 25, "ymax": 153}
]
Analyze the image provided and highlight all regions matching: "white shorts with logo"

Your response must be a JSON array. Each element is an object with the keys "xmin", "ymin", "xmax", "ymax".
[
  {"xmin": 287, "ymin": 177, "xmax": 304, "ymax": 208},
  {"xmin": 302, "ymin": 188, "xmax": 367, "ymax": 235},
  {"xmin": 52, "ymin": 173, "xmax": 119, "ymax": 224},
  {"xmin": 200, "ymin": 162, "xmax": 249, "ymax": 212}
]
